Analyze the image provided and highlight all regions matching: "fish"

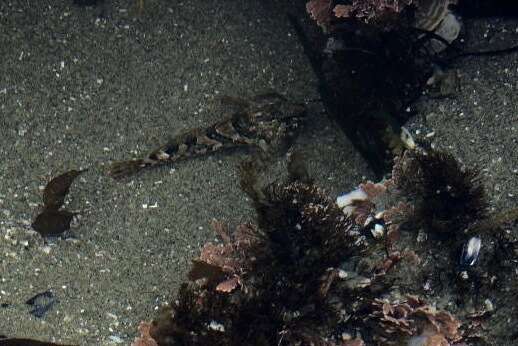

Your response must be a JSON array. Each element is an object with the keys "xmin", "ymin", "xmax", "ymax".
[{"xmin": 107, "ymin": 93, "xmax": 306, "ymax": 179}]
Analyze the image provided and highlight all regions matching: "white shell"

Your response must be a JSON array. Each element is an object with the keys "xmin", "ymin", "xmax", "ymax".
[
  {"xmin": 484, "ymin": 299, "xmax": 494, "ymax": 312},
  {"xmin": 430, "ymin": 13, "xmax": 462, "ymax": 53},
  {"xmin": 460, "ymin": 236, "xmax": 482, "ymax": 266},
  {"xmin": 371, "ymin": 224, "xmax": 384, "ymax": 239},
  {"xmin": 336, "ymin": 188, "xmax": 368, "ymax": 208},
  {"xmin": 364, "ymin": 215, "xmax": 374, "ymax": 227},
  {"xmin": 400, "ymin": 127, "xmax": 416, "ymax": 150},
  {"xmin": 337, "ymin": 269, "xmax": 348, "ymax": 279},
  {"xmin": 208, "ymin": 320, "xmax": 225, "ymax": 332},
  {"xmin": 375, "ymin": 211, "xmax": 385, "ymax": 220},
  {"xmin": 156, "ymin": 151, "xmax": 171, "ymax": 160}
]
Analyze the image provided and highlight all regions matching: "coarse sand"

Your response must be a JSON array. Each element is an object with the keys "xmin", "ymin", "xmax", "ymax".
[
  {"xmin": 0, "ymin": 1, "xmax": 369, "ymax": 344},
  {"xmin": 0, "ymin": 0, "xmax": 516, "ymax": 344}
]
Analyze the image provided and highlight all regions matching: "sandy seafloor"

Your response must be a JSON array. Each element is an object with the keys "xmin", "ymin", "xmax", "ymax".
[
  {"xmin": 0, "ymin": 1, "xmax": 370, "ymax": 344},
  {"xmin": 0, "ymin": 0, "xmax": 516, "ymax": 345}
]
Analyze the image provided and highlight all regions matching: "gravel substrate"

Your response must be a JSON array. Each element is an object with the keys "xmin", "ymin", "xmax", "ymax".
[
  {"xmin": 1, "ymin": 0, "xmax": 516, "ymax": 344},
  {"xmin": 0, "ymin": 1, "xmax": 369, "ymax": 344}
]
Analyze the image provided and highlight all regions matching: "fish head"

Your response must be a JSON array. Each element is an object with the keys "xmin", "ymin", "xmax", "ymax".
[{"xmin": 248, "ymin": 93, "xmax": 306, "ymax": 123}]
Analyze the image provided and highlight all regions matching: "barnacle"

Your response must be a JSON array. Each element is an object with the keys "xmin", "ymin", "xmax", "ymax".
[{"xmin": 414, "ymin": 0, "xmax": 458, "ymax": 32}]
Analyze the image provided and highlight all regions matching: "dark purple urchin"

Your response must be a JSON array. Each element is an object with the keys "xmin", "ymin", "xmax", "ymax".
[
  {"xmin": 257, "ymin": 181, "xmax": 368, "ymax": 265},
  {"xmin": 392, "ymin": 149, "xmax": 487, "ymax": 236}
]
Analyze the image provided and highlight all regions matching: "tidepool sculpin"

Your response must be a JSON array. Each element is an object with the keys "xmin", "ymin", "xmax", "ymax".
[{"xmin": 107, "ymin": 93, "xmax": 306, "ymax": 179}]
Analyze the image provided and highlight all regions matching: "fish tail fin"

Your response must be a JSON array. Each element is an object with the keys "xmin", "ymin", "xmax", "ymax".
[{"xmin": 107, "ymin": 159, "xmax": 148, "ymax": 179}]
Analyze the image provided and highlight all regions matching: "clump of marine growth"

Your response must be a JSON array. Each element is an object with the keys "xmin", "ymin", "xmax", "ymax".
[{"xmin": 132, "ymin": 151, "xmax": 491, "ymax": 345}]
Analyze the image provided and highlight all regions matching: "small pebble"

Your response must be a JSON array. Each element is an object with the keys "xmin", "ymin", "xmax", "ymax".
[{"xmin": 108, "ymin": 335, "xmax": 124, "ymax": 343}]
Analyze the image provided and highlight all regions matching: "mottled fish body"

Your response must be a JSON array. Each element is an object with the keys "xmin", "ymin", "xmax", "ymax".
[{"xmin": 108, "ymin": 93, "xmax": 306, "ymax": 178}]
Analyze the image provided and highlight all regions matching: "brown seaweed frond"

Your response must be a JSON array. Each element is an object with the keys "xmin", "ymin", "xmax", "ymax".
[
  {"xmin": 306, "ymin": 0, "xmax": 333, "ymax": 30},
  {"xmin": 306, "ymin": 0, "xmax": 414, "ymax": 30},
  {"xmin": 392, "ymin": 149, "xmax": 487, "ymax": 235},
  {"xmin": 148, "ymin": 277, "xmax": 280, "ymax": 346},
  {"xmin": 363, "ymin": 296, "xmax": 462, "ymax": 345},
  {"xmin": 188, "ymin": 221, "xmax": 265, "ymax": 296},
  {"xmin": 355, "ymin": 0, "xmax": 413, "ymax": 23},
  {"xmin": 32, "ymin": 169, "xmax": 85, "ymax": 238},
  {"xmin": 107, "ymin": 159, "xmax": 147, "ymax": 179},
  {"xmin": 31, "ymin": 210, "xmax": 77, "ymax": 237},
  {"xmin": 43, "ymin": 169, "xmax": 85, "ymax": 211},
  {"xmin": 131, "ymin": 321, "xmax": 158, "ymax": 346}
]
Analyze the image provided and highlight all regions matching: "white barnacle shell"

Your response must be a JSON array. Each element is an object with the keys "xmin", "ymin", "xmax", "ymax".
[
  {"xmin": 429, "ymin": 13, "xmax": 462, "ymax": 53},
  {"xmin": 400, "ymin": 127, "xmax": 416, "ymax": 150},
  {"xmin": 336, "ymin": 188, "xmax": 367, "ymax": 208},
  {"xmin": 337, "ymin": 269, "xmax": 348, "ymax": 279},
  {"xmin": 484, "ymin": 298, "xmax": 494, "ymax": 312},
  {"xmin": 414, "ymin": 0, "xmax": 457, "ymax": 32},
  {"xmin": 208, "ymin": 320, "xmax": 225, "ymax": 332},
  {"xmin": 364, "ymin": 215, "xmax": 375, "ymax": 227},
  {"xmin": 337, "ymin": 188, "xmax": 368, "ymax": 217},
  {"xmin": 375, "ymin": 211, "xmax": 385, "ymax": 220},
  {"xmin": 155, "ymin": 150, "xmax": 171, "ymax": 160},
  {"xmin": 414, "ymin": 0, "xmax": 461, "ymax": 53},
  {"xmin": 341, "ymin": 206, "xmax": 355, "ymax": 217},
  {"xmin": 460, "ymin": 236, "xmax": 482, "ymax": 267},
  {"xmin": 371, "ymin": 224, "xmax": 384, "ymax": 239}
]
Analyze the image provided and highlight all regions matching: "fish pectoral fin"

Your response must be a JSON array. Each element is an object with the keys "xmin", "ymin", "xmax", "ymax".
[
  {"xmin": 215, "ymin": 121, "xmax": 242, "ymax": 141},
  {"xmin": 197, "ymin": 135, "xmax": 223, "ymax": 150},
  {"xmin": 107, "ymin": 159, "xmax": 146, "ymax": 179}
]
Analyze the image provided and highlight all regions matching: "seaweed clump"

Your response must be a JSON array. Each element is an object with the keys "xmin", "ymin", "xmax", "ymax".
[
  {"xmin": 138, "ymin": 161, "xmax": 368, "ymax": 345},
  {"xmin": 292, "ymin": 0, "xmax": 443, "ymax": 178},
  {"xmin": 133, "ymin": 159, "xmax": 463, "ymax": 346},
  {"xmin": 364, "ymin": 296, "xmax": 461, "ymax": 345}
]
